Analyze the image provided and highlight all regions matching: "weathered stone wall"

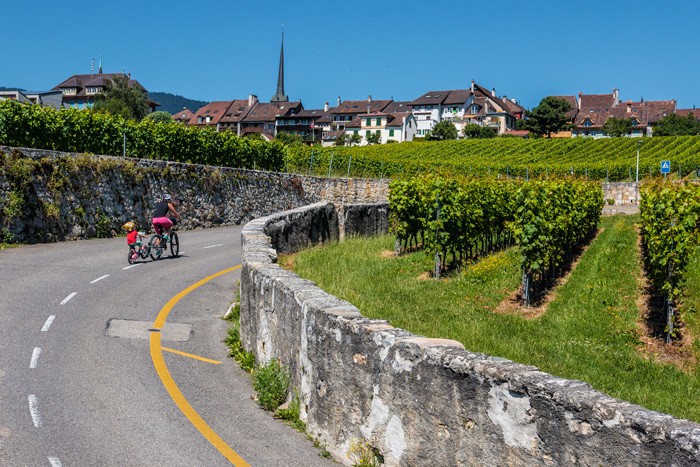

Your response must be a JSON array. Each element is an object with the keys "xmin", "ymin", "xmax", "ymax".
[
  {"xmin": 240, "ymin": 203, "xmax": 700, "ymax": 466},
  {"xmin": 602, "ymin": 182, "xmax": 639, "ymax": 205},
  {"xmin": 0, "ymin": 147, "xmax": 388, "ymax": 243}
]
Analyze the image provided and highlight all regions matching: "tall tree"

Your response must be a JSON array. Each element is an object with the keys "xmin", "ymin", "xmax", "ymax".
[
  {"xmin": 426, "ymin": 120, "xmax": 458, "ymax": 141},
  {"xmin": 463, "ymin": 124, "xmax": 496, "ymax": 139},
  {"xmin": 366, "ymin": 132, "xmax": 382, "ymax": 145},
  {"xmin": 603, "ymin": 117, "xmax": 634, "ymax": 137},
  {"xmin": 654, "ymin": 113, "xmax": 700, "ymax": 136},
  {"xmin": 93, "ymin": 74, "xmax": 150, "ymax": 120},
  {"xmin": 524, "ymin": 97, "xmax": 572, "ymax": 138}
]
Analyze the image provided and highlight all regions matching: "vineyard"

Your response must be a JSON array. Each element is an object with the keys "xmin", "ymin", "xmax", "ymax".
[
  {"xmin": 388, "ymin": 176, "xmax": 603, "ymax": 305},
  {"xmin": 0, "ymin": 100, "xmax": 285, "ymax": 170},
  {"xmin": 640, "ymin": 181, "xmax": 700, "ymax": 342},
  {"xmin": 287, "ymin": 136, "xmax": 700, "ymax": 181}
]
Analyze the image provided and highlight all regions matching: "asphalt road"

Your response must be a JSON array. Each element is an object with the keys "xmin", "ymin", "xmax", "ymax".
[{"xmin": 0, "ymin": 226, "xmax": 334, "ymax": 466}]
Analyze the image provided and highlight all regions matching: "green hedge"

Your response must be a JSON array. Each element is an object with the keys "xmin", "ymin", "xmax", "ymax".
[{"xmin": 0, "ymin": 100, "xmax": 284, "ymax": 170}]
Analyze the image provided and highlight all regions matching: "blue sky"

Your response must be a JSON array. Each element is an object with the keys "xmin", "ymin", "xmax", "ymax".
[{"xmin": 3, "ymin": 1, "xmax": 699, "ymax": 110}]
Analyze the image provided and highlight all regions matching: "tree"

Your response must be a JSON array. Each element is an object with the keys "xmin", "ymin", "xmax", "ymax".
[
  {"xmin": 335, "ymin": 133, "xmax": 347, "ymax": 146},
  {"xmin": 463, "ymin": 124, "xmax": 496, "ymax": 139},
  {"xmin": 524, "ymin": 97, "xmax": 572, "ymax": 138},
  {"xmin": 654, "ymin": 113, "xmax": 700, "ymax": 136},
  {"xmin": 347, "ymin": 133, "xmax": 362, "ymax": 146},
  {"xmin": 93, "ymin": 74, "xmax": 150, "ymax": 120},
  {"xmin": 426, "ymin": 120, "xmax": 458, "ymax": 141},
  {"xmin": 366, "ymin": 132, "xmax": 382, "ymax": 145},
  {"xmin": 275, "ymin": 131, "xmax": 304, "ymax": 146},
  {"xmin": 602, "ymin": 117, "xmax": 634, "ymax": 137},
  {"xmin": 145, "ymin": 111, "xmax": 173, "ymax": 123}
]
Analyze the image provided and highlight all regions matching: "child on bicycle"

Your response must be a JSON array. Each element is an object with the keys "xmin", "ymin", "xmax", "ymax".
[{"xmin": 122, "ymin": 221, "xmax": 147, "ymax": 260}]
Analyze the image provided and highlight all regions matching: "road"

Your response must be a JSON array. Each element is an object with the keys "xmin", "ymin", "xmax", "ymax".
[{"xmin": 0, "ymin": 226, "xmax": 334, "ymax": 466}]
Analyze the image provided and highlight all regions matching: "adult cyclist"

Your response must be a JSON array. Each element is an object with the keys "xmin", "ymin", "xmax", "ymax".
[{"xmin": 151, "ymin": 193, "xmax": 181, "ymax": 248}]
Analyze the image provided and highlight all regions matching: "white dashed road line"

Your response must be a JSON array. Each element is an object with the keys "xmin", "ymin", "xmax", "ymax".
[
  {"xmin": 30, "ymin": 347, "xmax": 41, "ymax": 369},
  {"xmin": 60, "ymin": 292, "xmax": 77, "ymax": 305},
  {"xmin": 89, "ymin": 275, "xmax": 110, "ymax": 284},
  {"xmin": 28, "ymin": 394, "xmax": 42, "ymax": 427},
  {"xmin": 41, "ymin": 316, "xmax": 56, "ymax": 332},
  {"xmin": 122, "ymin": 264, "xmax": 141, "ymax": 270},
  {"xmin": 203, "ymin": 244, "xmax": 223, "ymax": 249},
  {"xmin": 48, "ymin": 457, "xmax": 62, "ymax": 467}
]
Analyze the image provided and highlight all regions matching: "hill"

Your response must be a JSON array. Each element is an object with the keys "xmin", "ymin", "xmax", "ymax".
[{"xmin": 148, "ymin": 91, "xmax": 207, "ymax": 114}]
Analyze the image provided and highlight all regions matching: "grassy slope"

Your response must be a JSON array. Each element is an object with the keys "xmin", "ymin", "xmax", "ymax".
[{"xmin": 287, "ymin": 215, "xmax": 700, "ymax": 422}]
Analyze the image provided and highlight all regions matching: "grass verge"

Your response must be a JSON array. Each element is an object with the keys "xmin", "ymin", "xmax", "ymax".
[{"xmin": 284, "ymin": 215, "xmax": 700, "ymax": 422}]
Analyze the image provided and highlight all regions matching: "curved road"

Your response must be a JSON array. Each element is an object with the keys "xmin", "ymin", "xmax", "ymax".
[{"xmin": 0, "ymin": 226, "xmax": 333, "ymax": 466}]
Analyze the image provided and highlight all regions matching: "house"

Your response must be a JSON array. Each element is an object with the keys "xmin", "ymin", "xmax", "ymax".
[
  {"xmin": 276, "ymin": 107, "xmax": 329, "ymax": 144},
  {"xmin": 172, "ymin": 107, "xmax": 195, "ymax": 124},
  {"xmin": 676, "ymin": 108, "xmax": 700, "ymax": 120},
  {"xmin": 189, "ymin": 101, "xmax": 234, "ymax": 129},
  {"xmin": 409, "ymin": 82, "xmax": 519, "ymax": 137},
  {"xmin": 217, "ymin": 96, "xmax": 258, "ymax": 134},
  {"xmin": 327, "ymin": 96, "xmax": 392, "ymax": 130},
  {"xmin": 0, "ymin": 88, "xmax": 69, "ymax": 110},
  {"xmin": 557, "ymin": 89, "xmax": 677, "ymax": 138},
  {"xmin": 344, "ymin": 110, "xmax": 416, "ymax": 145},
  {"xmin": 240, "ymin": 101, "xmax": 302, "ymax": 139},
  {"xmin": 53, "ymin": 71, "xmax": 157, "ymax": 112}
]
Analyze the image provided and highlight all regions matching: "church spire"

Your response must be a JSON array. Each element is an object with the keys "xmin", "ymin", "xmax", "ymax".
[
  {"xmin": 271, "ymin": 27, "xmax": 288, "ymax": 103},
  {"xmin": 98, "ymin": 55, "xmax": 103, "ymax": 74}
]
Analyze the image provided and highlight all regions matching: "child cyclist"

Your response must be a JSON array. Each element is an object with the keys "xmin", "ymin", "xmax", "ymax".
[
  {"xmin": 151, "ymin": 193, "xmax": 181, "ymax": 248},
  {"xmin": 122, "ymin": 221, "xmax": 147, "ymax": 260}
]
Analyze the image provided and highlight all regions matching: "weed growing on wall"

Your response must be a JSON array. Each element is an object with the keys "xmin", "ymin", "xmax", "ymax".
[
  {"xmin": 253, "ymin": 359, "xmax": 289, "ymax": 411},
  {"xmin": 347, "ymin": 438, "xmax": 384, "ymax": 467},
  {"xmin": 274, "ymin": 391, "xmax": 306, "ymax": 432}
]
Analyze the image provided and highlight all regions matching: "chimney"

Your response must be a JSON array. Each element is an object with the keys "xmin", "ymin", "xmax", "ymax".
[
  {"xmin": 511, "ymin": 98, "xmax": 518, "ymax": 104},
  {"xmin": 337, "ymin": 96, "xmax": 341, "ymax": 107},
  {"xmin": 502, "ymin": 95, "xmax": 507, "ymax": 102},
  {"xmin": 492, "ymin": 88, "xmax": 496, "ymax": 97},
  {"xmin": 324, "ymin": 101, "xmax": 329, "ymax": 112},
  {"xmin": 626, "ymin": 100, "xmax": 632, "ymax": 113},
  {"xmin": 248, "ymin": 94, "xmax": 258, "ymax": 106},
  {"xmin": 367, "ymin": 95, "xmax": 372, "ymax": 103},
  {"xmin": 578, "ymin": 92, "xmax": 583, "ymax": 110},
  {"xmin": 613, "ymin": 88, "xmax": 619, "ymax": 105},
  {"xmin": 471, "ymin": 80, "xmax": 475, "ymax": 93}
]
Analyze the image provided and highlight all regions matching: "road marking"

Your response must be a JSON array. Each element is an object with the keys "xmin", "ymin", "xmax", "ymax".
[
  {"xmin": 90, "ymin": 275, "xmax": 110, "ymax": 284},
  {"xmin": 162, "ymin": 346, "xmax": 222, "ymax": 365},
  {"xmin": 28, "ymin": 394, "xmax": 42, "ymax": 427},
  {"xmin": 30, "ymin": 347, "xmax": 42, "ymax": 369},
  {"xmin": 203, "ymin": 244, "xmax": 223, "ymax": 249},
  {"xmin": 60, "ymin": 292, "xmax": 77, "ymax": 305},
  {"xmin": 48, "ymin": 457, "xmax": 62, "ymax": 467},
  {"xmin": 41, "ymin": 316, "xmax": 56, "ymax": 332},
  {"xmin": 150, "ymin": 265, "xmax": 248, "ymax": 466},
  {"xmin": 123, "ymin": 264, "xmax": 141, "ymax": 270}
]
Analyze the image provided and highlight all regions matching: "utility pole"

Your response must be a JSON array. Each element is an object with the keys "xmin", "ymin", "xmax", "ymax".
[{"xmin": 635, "ymin": 139, "xmax": 641, "ymax": 183}]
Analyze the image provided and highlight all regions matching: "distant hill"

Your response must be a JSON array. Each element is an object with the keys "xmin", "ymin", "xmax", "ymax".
[
  {"xmin": 148, "ymin": 92, "xmax": 208, "ymax": 114},
  {"xmin": 0, "ymin": 86, "xmax": 25, "ymax": 91}
]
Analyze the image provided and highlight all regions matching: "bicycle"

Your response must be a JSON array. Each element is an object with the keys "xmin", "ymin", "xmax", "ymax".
[
  {"xmin": 127, "ymin": 241, "xmax": 151, "ymax": 265},
  {"xmin": 148, "ymin": 218, "xmax": 180, "ymax": 260}
]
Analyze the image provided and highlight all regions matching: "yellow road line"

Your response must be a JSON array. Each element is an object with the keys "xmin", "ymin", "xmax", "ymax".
[
  {"xmin": 162, "ymin": 346, "xmax": 222, "ymax": 365},
  {"xmin": 150, "ymin": 265, "xmax": 248, "ymax": 466}
]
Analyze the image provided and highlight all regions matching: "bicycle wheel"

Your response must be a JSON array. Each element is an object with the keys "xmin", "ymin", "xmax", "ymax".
[
  {"xmin": 170, "ymin": 232, "xmax": 179, "ymax": 257},
  {"xmin": 140, "ymin": 244, "xmax": 150, "ymax": 259},
  {"xmin": 128, "ymin": 250, "xmax": 136, "ymax": 265},
  {"xmin": 149, "ymin": 234, "xmax": 162, "ymax": 261}
]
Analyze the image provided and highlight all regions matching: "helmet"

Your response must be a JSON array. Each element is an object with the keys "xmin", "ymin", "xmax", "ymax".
[
  {"xmin": 122, "ymin": 221, "xmax": 135, "ymax": 232},
  {"xmin": 162, "ymin": 193, "xmax": 172, "ymax": 202}
]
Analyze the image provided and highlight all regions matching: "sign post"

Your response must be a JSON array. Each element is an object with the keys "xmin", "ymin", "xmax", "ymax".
[{"xmin": 661, "ymin": 160, "xmax": 671, "ymax": 179}]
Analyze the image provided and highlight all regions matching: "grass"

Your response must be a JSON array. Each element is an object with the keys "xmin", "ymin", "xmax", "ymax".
[{"xmin": 285, "ymin": 215, "xmax": 700, "ymax": 423}]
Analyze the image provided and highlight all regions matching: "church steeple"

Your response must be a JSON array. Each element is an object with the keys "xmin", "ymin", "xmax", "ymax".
[{"xmin": 271, "ymin": 28, "xmax": 288, "ymax": 103}]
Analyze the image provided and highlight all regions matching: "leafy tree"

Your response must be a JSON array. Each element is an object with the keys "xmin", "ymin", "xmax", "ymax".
[
  {"xmin": 145, "ymin": 111, "xmax": 173, "ymax": 123},
  {"xmin": 275, "ymin": 131, "xmax": 304, "ymax": 146},
  {"xmin": 335, "ymin": 133, "xmax": 347, "ymax": 146},
  {"xmin": 603, "ymin": 117, "xmax": 633, "ymax": 137},
  {"xmin": 426, "ymin": 120, "xmax": 458, "ymax": 141},
  {"xmin": 654, "ymin": 113, "xmax": 700, "ymax": 136},
  {"xmin": 366, "ymin": 132, "xmax": 382, "ymax": 145},
  {"xmin": 463, "ymin": 124, "xmax": 496, "ymax": 139},
  {"xmin": 524, "ymin": 97, "xmax": 572, "ymax": 138},
  {"xmin": 346, "ymin": 133, "xmax": 362, "ymax": 147},
  {"xmin": 93, "ymin": 74, "xmax": 150, "ymax": 120}
]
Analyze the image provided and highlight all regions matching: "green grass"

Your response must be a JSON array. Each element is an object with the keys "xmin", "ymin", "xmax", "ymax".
[{"xmin": 286, "ymin": 215, "xmax": 700, "ymax": 422}]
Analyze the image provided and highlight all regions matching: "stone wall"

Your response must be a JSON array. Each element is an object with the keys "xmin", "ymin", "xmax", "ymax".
[
  {"xmin": 602, "ymin": 182, "xmax": 639, "ymax": 205},
  {"xmin": 0, "ymin": 147, "xmax": 388, "ymax": 243},
  {"xmin": 240, "ymin": 203, "xmax": 700, "ymax": 466}
]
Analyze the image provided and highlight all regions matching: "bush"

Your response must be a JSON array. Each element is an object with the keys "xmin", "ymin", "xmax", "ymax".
[{"xmin": 253, "ymin": 359, "xmax": 289, "ymax": 411}]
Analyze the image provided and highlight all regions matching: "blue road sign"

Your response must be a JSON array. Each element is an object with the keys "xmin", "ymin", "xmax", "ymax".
[{"xmin": 661, "ymin": 160, "xmax": 671, "ymax": 174}]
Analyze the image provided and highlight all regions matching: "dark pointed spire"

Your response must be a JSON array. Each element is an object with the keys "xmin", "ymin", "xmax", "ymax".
[
  {"xmin": 271, "ymin": 27, "xmax": 288, "ymax": 103},
  {"xmin": 98, "ymin": 55, "xmax": 103, "ymax": 74}
]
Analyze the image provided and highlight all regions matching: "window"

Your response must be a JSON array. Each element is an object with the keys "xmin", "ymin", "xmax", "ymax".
[
  {"xmin": 366, "ymin": 118, "xmax": 371, "ymax": 126},
  {"xmin": 471, "ymin": 105, "xmax": 479, "ymax": 113},
  {"xmin": 62, "ymin": 88, "xmax": 77, "ymax": 95},
  {"xmin": 366, "ymin": 130, "xmax": 371, "ymax": 137},
  {"xmin": 376, "ymin": 130, "xmax": 380, "ymax": 135},
  {"xmin": 197, "ymin": 116, "xmax": 203, "ymax": 123},
  {"xmin": 583, "ymin": 120, "xmax": 592, "ymax": 127},
  {"xmin": 376, "ymin": 118, "xmax": 382, "ymax": 126},
  {"xmin": 205, "ymin": 116, "xmax": 212, "ymax": 123},
  {"xmin": 354, "ymin": 130, "xmax": 358, "ymax": 135},
  {"xmin": 389, "ymin": 129, "xmax": 395, "ymax": 137},
  {"xmin": 631, "ymin": 119, "xmax": 639, "ymax": 126}
]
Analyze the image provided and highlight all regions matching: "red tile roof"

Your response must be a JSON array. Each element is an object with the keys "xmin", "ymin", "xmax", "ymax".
[
  {"xmin": 189, "ymin": 101, "xmax": 232, "ymax": 126},
  {"xmin": 242, "ymin": 101, "xmax": 302, "ymax": 122},
  {"xmin": 333, "ymin": 99, "xmax": 392, "ymax": 115},
  {"xmin": 676, "ymin": 108, "xmax": 700, "ymax": 120},
  {"xmin": 218, "ymin": 99, "xmax": 255, "ymax": 124},
  {"xmin": 53, "ymin": 73, "xmax": 147, "ymax": 96}
]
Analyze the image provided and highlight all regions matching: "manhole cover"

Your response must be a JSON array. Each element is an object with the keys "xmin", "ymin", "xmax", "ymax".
[{"xmin": 105, "ymin": 319, "xmax": 192, "ymax": 342}]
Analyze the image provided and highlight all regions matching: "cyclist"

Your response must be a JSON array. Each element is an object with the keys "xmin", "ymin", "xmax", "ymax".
[
  {"xmin": 151, "ymin": 193, "xmax": 181, "ymax": 248},
  {"xmin": 122, "ymin": 221, "xmax": 146, "ymax": 260}
]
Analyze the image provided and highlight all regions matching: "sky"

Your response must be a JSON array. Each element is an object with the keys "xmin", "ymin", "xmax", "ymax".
[{"xmin": 3, "ymin": 1, "xmax": 700, "ymax": 111}]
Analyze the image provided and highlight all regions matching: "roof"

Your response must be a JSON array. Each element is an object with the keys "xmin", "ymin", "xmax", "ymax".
[
  {"xmin": 499, "ymin": 97, "xmax": 527, "ymax": 115},
  {"xmin": 322, "ymin": 129, "xmax": 345, "ymax": 141},
  {"xmin": 410, "ymin": 90, "xmax": 450, "ymax": 106},
  {"xmin": 550, "ymin": 95, "xmax": 578, "ymax": 119},
  {"xmin": 172, "ymin": 108, "xmax": 194, "ymax": 121},
  {"xmin": 295, "ymin": 108, "xmax": 329, "ymax": 118},
  {"xmin": 189, "ymin": 101, "xmax": 232, "ymax": 125},
  {"xmin": 53, "ymin": 72, "xmax": 148, "ymax": 96},
  {"xmin": 332, "ymin": 99, "xmax": 391, "ymax": 115},
  {"xmin": 503, "ymin": 129, "xmax": 530, "ymax": 137},
  {"xmin": 676, "ymin": 109, "xmax": 700, "ymax": 120},
  {"xmin": 386, "ymin": 111, "xmax": 413, "ymax": 127},
  {"xmin": 242, "ymin": 101, "xmax": 302, "ymax": 122},
  {"xmin": 218, "ymin": 99, "xmax": 255, "ymax": 124},
  {"xmin": 444, "ymin": 89, "xmax": 471, "ymax": 105},
  {"xmin": 579, "ymin": 93, "xmax": 616, "ymax": 111},
  {"xmin": 383, "ymin": 101, "xmax": 411, "ymax": 113},
  {"xmin": 645, "ymin": 100, "xmax": 676, "ymax": 123}
]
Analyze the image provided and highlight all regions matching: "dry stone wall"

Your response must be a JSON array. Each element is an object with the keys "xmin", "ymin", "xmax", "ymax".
[
  {"xmin": 0, "ymin": 147, "xmax": 387, "ymax": 243},
  {"xmin": 240, "ymin": 202, "xmax": 700, "ymax": 466}
]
